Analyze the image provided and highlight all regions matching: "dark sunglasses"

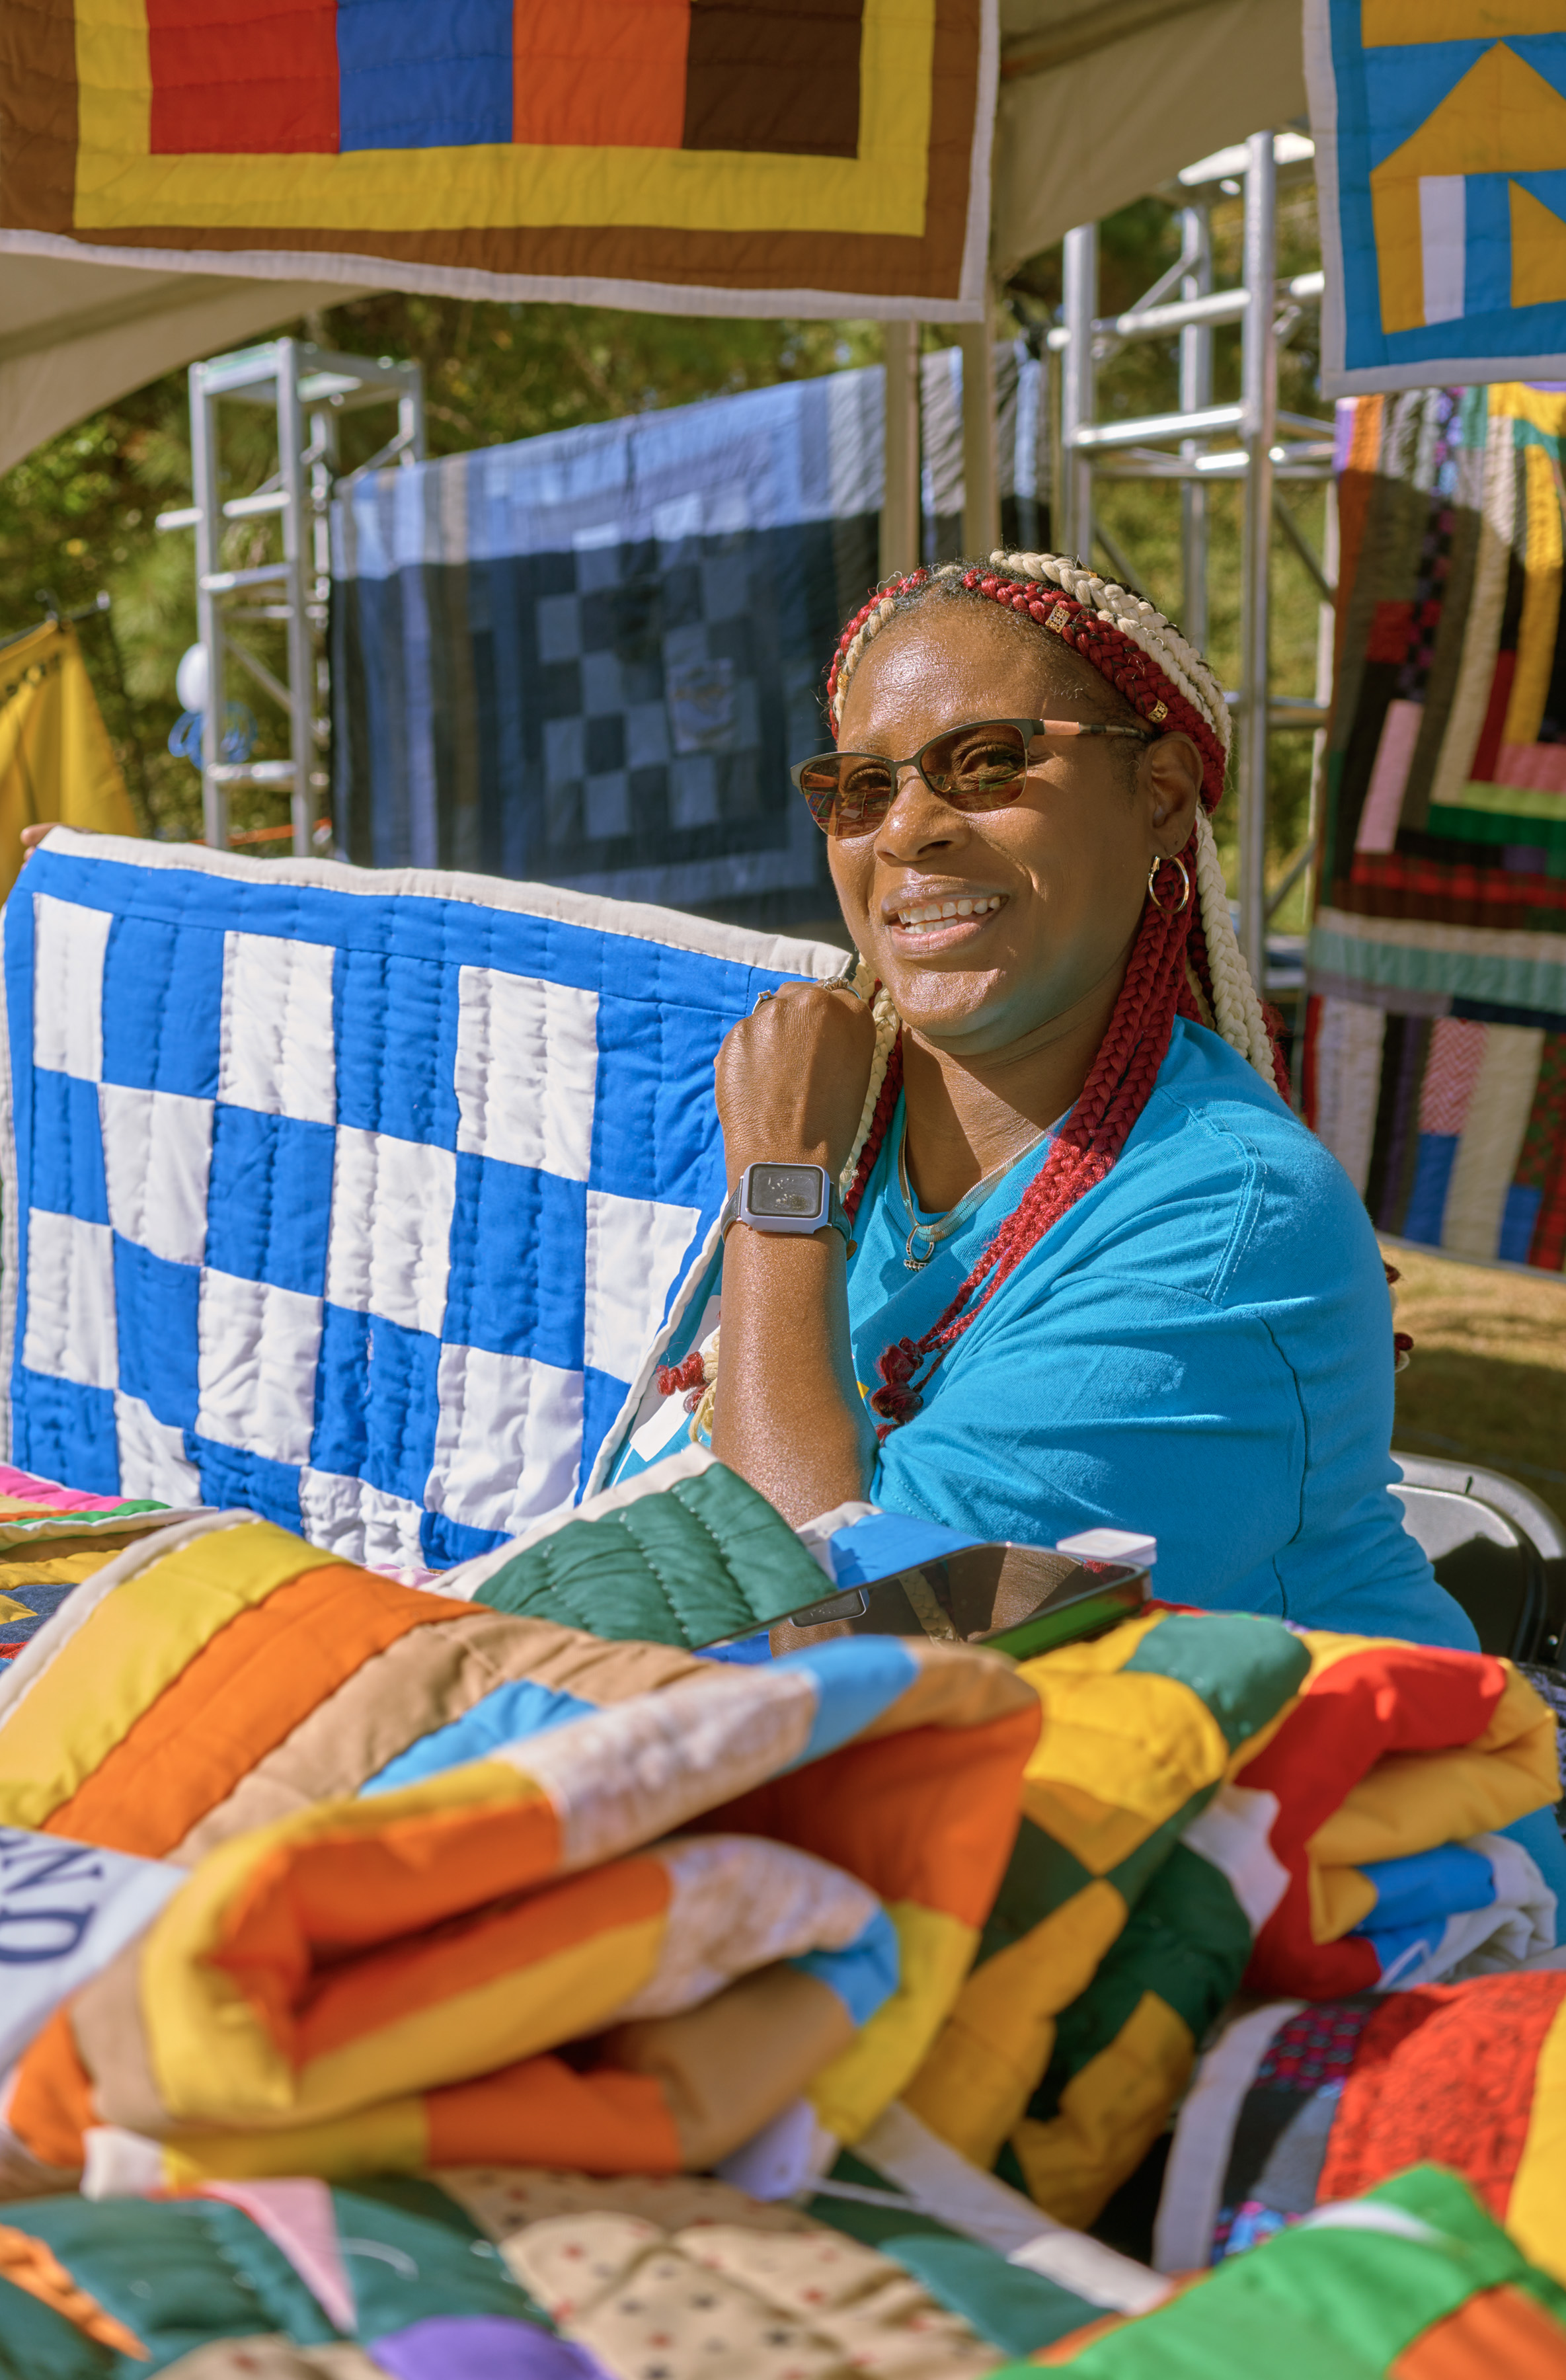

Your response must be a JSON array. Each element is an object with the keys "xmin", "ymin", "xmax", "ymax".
[{"xmin": 791, "ymin": 715, "xmax": 1158, "ymax": 838}]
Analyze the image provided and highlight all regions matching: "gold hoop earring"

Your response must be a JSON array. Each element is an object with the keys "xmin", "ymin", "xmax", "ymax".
[{"xmin": 1147, "ymin": 853, "xmax": 1191, "ymax": 916}]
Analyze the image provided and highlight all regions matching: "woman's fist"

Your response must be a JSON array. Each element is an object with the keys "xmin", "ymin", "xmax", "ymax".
[{"xmin": 715, "ymin": 981, "xmax": 877, "ymax": 1187}]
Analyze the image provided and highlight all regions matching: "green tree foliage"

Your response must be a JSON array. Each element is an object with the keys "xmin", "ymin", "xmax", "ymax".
[{"xmin": 0, "ymin": 309, "xmax": 881, "ymax": 842}]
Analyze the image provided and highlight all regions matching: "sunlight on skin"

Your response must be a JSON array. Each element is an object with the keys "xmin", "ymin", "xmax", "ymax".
[
  {"xmin": 708, "ymin": 598, "xmax": 1204, "ymax": 1522},
  {"xmin": 825, "ymin": 602, "xmax": 1202, "ymax": 1207}
]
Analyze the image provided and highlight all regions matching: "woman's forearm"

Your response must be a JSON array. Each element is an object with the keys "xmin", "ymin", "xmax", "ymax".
[
  {"xmin": 707, "ymin": 978, "xmax": 880, "ymax": 1521},
  {"xmin": 709, "ymin": 1224, "xmax": 877, "ymax": 1525}
]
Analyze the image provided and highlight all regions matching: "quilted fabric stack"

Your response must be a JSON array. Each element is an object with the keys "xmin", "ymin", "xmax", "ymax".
[
  {"xmin": 902, "ymin": 1602, "xmax": 1559, "ymax": 2227},
  {"xmin": 0, "ymin": 1462, "xmax": 1557, "ymax": 2369},
  {"xmin": 1159, "ymin": 1973, "xmax": 1566, "ymax": 2281},
  {"xmin": 0, "ymin": 1464, "xmax": 1554, "ymax": 2202},
  {"xmin": 1306, "ymin": 384, "xmax": 1566, "ymax": 1267},
  {"xmin": 0, "ymin": 1492, "xmax": 1039, "ymax": 2194}
]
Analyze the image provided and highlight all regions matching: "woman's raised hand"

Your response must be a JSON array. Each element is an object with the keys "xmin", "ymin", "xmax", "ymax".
[{"xmin": 715, "ymin": 980, "xmax": 877, "ymax": 1186}]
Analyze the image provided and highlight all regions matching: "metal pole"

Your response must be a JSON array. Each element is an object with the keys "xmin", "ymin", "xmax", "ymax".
[
  {"xmin": 399, "ymin": 380, "xmax": 424, "ymax": 469},
  {"xmin": 1237, "ymin": 132, "xmax": 1277, "ymax": 990},
  {"xmin": 1061, "ymin": 225, "xmax": 1097, "ymax": 564},
  {"xmin": 1306, "ymin": 474, "xmax": 1338, "ymax": 906},
  {"xmin": 309, "ymin": 385, "xmax": 338, "ymax": 857},
  {"xmin": 277, "ymin": 340, "xmax": 314, "ymax": 858},
  {"xmin": 1179, "ymin": 204, "xmax": 1212, "ymax": 650},
  {"xmin": 189, "ymin": 368, "xmax": 227, "ymax": 855},
  {"xmin": 958, "ymin": 290, "xmax": 1000, "ymax": 558},
  {"xmin": 879, "ymin": 320, "xmax": 921, "ymax": 582}
]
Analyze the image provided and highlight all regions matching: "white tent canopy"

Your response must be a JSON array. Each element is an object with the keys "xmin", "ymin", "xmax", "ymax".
[
  {"xmin": 994, "ymin": 0, "xmax": 1307, "ymax": 279},
  {"xmin": 0, "ymin": 254, "xmax": 370, "ymax": 475},
  {"xmin": 0, "ymin": 0, "xmax": 1306, "ymax": 473}
]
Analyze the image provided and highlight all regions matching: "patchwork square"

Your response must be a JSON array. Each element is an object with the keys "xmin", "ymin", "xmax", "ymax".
[
  {"xmin": 219, "ymin": 932, "xmax": 336, "ymax": 1125},
  {"xmin": 334, "ymin": 947, "xmax": 461, "ymax": 1150},
  {"xmin": 98, "ymin": 1083, "xmax": 214, "ymax": 1267},
  {"xmin": 113, "ymin": 1237, "xmax": 201, "ymax": 1431},
  {"xmin": 101, "ymin": 914, "xmax": 224, "ymax": 1098},
  {"xmin": 22, "ymin": 1210, "xmax": 117, "ymax": 1391},
  {"xmin": 311, "ymin": 1302, "xmax": 441, "ymax": 1506},
  {"xmin": 454, "ymin": 967, "xmax": 598, "ymax": 1181},
  {"xmin": 444, "ymin": 1156, "xmax": 586, "ymax": 1371},
  {"xmin": 298, "ymin": 1467, "xmax": 428, "ymax": 1571},
  {"xmin": 205, "ymin": 1106, "xmax": 336, "ymax": 1298},
  {"xmin": 584, "ymin": 1189, "xmax": 703, "ymax": 1382},
  {"xmin": 195, "ymin": 1269, "xmax": 323, "ymax": 1468},
  {"xmin": 428, "ymin": 1343, "xmax": 584, "ymax": 1535},
  {"xmin": 31, "ymin": 1071, "xmax": 108, "ymax": 1226},
  {"xmin": 188, "ymin": 1438, "xmax": 307, "ymax": 1534},
  {"xmin": 114, "ymin": 1389, "xmax": 201, "ymax": 1505},
  {"xmin": 325, "ymin": 1126, "xmax": 455, "ymax": 1339},
  {"xmin": 337, "ymin": 0, "xmax": 515, "ymax": 152},
  {"xmin": 13, "ymin": 1371, "xmax": 118, "ymax": 1498},
  {"xmin": 33, "ymin": 894, "xmax": 110, "ymax": 1082}
]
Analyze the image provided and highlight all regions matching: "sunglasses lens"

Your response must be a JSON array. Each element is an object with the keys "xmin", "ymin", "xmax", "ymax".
[
  {"xmin": 924, "ymin": 721, "xmax": 1029, "ymax": 806},
  {"xmin": 797, "ymin": 754, "xmax": 896, "ymax": 836}
]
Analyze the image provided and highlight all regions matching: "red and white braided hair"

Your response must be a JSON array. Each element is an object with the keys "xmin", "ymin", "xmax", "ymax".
[{"xmin": 828, "ymin": 551, "xmax": 1291, "ymax": 1431}]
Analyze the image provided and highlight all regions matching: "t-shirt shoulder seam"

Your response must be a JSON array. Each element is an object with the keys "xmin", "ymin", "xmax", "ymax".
[{"xmin": 1142, "ymin": 1084, "xmax": 1269, "ymax": 1298}]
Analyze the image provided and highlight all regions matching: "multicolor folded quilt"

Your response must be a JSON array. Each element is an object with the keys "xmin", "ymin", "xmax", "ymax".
[
  {"xmin": 0, "ymin": 1462, "xmax": 193, "ymax": 1665},
  {"xmin": 1157, "ymin": 1967, "xmax": 1566, "ymax": 2289},
  {"xmin": 0, "ymin": 1458, "xmax": 1559, "ymax": 2371},
  {"xmin": 904, "ymin": 1609, "xmax": 1560, "ymax": 2227},
  {"xmin": 0, "ymin": 1467, "xmax": 1555, "ymax": 2235},
  {"xmin": 0, "ymin": 2157, "xmax": 1559, "ymax": 2379},
  {"xmin": 1229, "ymin": 1626, "xmax": 1561, "ymax": 1999},
  {"xmin": 0, "ymin": 1507, "xmax": 1038, "ymax": 2192}
]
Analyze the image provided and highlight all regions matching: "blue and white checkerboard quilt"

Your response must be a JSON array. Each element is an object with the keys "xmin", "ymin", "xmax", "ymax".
[{"xmin": 0, "ymin": 832, "xmax": 841, "ymax": 1567}]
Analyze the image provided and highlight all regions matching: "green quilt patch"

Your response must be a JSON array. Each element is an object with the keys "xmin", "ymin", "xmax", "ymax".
[{"xmin": 473, "ymin": 1460, "xmax": 829, "ymax": 1647}]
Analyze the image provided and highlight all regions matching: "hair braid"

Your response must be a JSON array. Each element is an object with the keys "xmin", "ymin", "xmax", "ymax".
[{"xmin": 845, "ymin": 1029, "xmax": 903, "ymax": 1221}]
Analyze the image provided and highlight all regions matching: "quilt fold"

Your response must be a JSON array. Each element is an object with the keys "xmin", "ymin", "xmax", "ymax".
[{"xmin": 0, "ymin": 1468, "xmax": 1555, "ymax": 2252}]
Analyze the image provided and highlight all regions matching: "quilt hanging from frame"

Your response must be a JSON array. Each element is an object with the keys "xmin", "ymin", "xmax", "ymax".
[
  {"xmin": 329, "ymin": 343, "xmax": 1046, "ymax": 927},
  {"xmin": 0, "ymin": 0, "xmax": 995, "ymax": 321},
  {"xmin": 1304, "ymin": 383, "xmax": 1566, "ymax": 1271},
  {"xmin": 1307, "ymin": 0, "xmax": 1566, "ymax": 397}
]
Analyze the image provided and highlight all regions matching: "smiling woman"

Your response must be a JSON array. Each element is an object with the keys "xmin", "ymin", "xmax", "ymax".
[{"xmin": 649, "ymin": 552, "xmax": 1478, "ymax": 1651}]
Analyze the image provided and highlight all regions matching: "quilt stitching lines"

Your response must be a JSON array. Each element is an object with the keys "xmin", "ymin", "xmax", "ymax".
[{"xmin": 4, "ymin": 841, "xmax": 835, "ymax": 1565}]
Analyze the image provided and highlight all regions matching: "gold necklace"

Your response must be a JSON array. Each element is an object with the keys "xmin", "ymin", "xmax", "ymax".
[{"xmin": 896, "ymin": 1121, "xmax": 1050, "ymax": 1271}]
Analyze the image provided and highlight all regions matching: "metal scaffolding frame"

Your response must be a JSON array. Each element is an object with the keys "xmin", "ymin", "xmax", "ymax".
[
  {"xmin": 1052, "ymin": 132, "xmax": 1336, "ymax": 996},
  {"xmin": 157, "ymin": 339, "xmax": 424, "ymax": 857}
]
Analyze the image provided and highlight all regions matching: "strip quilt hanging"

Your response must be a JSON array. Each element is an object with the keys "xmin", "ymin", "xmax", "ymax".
[
  {"xmin": 1308, "ymin": 0, "xmax": 1566, "ymax": 397},
  {"xmin": 1305, "ymin": 384, "xmax": 1566, "ymax": 1271},
  {"xmin": 0, "ymin": 0, "xmax": 996, "ymax": 321},
  {"xmin": 0, "ymin": 830, "xmax": 843, "ymax": 1567}
]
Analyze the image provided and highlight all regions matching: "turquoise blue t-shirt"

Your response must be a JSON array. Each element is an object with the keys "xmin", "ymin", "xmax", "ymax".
[{"xmin": 844, "ymin": 1015, "xmax": 1473, "ymax": 1649}]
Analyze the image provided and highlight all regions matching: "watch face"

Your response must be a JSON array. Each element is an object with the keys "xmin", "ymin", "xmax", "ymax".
[{"xmin": 748, "ymin": 1164, "xmax": 825, "ymax": 1220}]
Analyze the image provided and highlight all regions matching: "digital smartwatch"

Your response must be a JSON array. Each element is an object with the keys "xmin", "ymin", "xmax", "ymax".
[{"xmin": 721, "ymin": 1162, "xmax": 855, "ymax": 1251}]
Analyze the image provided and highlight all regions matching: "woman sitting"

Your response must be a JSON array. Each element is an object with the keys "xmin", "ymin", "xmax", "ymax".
[{"xmin": 632, "ymin": 551, "xmax": 1473, "ymax": 1651}]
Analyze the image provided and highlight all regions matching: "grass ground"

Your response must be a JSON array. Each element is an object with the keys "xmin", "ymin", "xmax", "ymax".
[{"xmin": 1386, "ymin": 1244, "xmax": 1566, "ymax": 1523}]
